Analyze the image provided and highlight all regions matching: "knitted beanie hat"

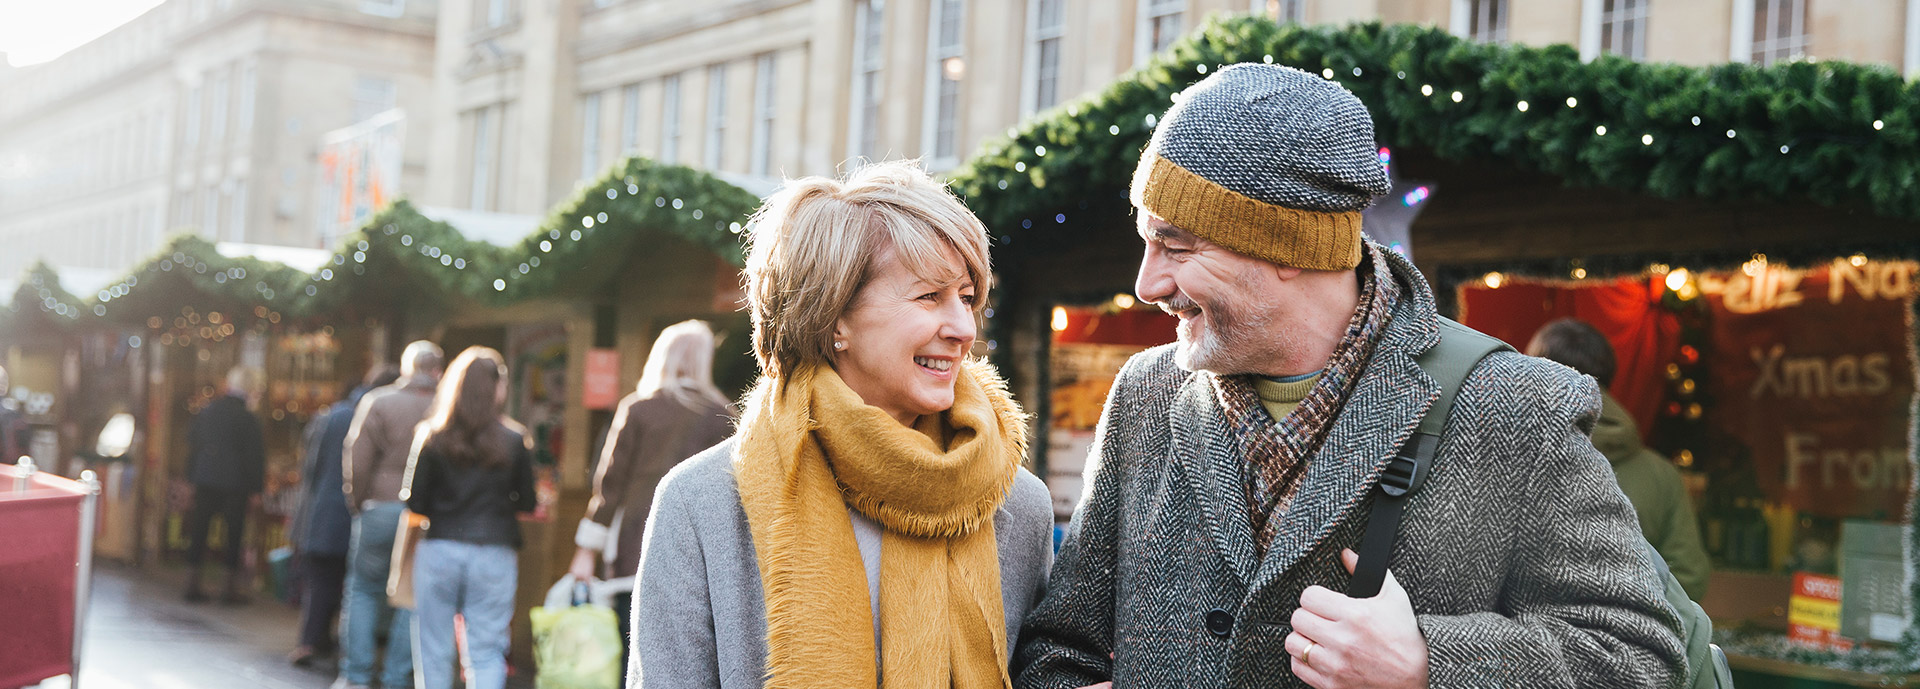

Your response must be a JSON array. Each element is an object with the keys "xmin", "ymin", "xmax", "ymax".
[{"xmin": 1130, "ymin": 63, "xmax": 1391, "ymax": 271}]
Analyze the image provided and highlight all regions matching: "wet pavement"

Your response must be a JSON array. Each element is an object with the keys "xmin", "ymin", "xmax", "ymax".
[
  {"xmin": 27, "ymin": 562, "xmax": 542, "ymax": 689},
  {"xmin": 24, "ymin": 562, "xmax": 331, "ymax": 689}
]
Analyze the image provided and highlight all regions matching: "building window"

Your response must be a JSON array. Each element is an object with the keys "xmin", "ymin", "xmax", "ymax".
[
  {"xmin": 1279, "ymin": 0, "xmax": 1304, "ymax": 22},
  {"xmin": 479, "ymin": 0, "xmax": 509, "ymax": 28},
  {"xmin": 236, "ymin": 61, "xmax": 255, "ymax": 135},
  {"xmin": 1457, "ymin": 0, "xmax": 1507, "ymax": 44},
  {"xmin": 705, "ymin": 64, "xmax": 728, "ymax": 170},
  {"xmin": 581, "ymin": 92, "xmax": 602, "ymax": 179},
  {"xmin": 621, "ymin": 83, "xmax": 640, "ymax": 153},
  {"xmin": 923, "ymin": 0, "xmax": 964, "ymax": 166},
  {"xmin": 1252, "ymin": 0, "xmax": 1304, "ymax": 21},
  {"xmin": 1599, "ymin": 0, "xmax": 1649, "ymax": 59},
  {"xmin": 184, "ymin": 84, "xmax": 201, "ymax": 149},
  {"xmin": 751, "ymin": 54, "xmax": 777, "ymax": 176},
  {"xmin": 1136, "ymin": 0, "xmax": 1185, "ymax": 64},
  {"xmin": 661, "ymin": 74, "xmax": 682, "ymax": 164},
  {"xmin": 150, "ymin": 110, "xmax": 165, "ymax": 173},
  {"xmin": 361, "ymin": 0, "xmax": 405, "ymax": 17},
  {"xmin": 209, "ymin": 72, "xmax": 228, "ymax": 142},
  {"xmin": 470, "ymin": 107, "xmax": 494, "ymax": 210},
  {"xmin": 353, "ymin": 76, "xmax": 397, "ymax": 123},
  {"xmin": 205, "ymin": 188, "xmax": 221, "ymax": 238},
  {"xmin": 230, "ymin": 180, "xmax": 247, "ymax": 241},
  {"xmin": 1023, "ymin": 0, "xmax": 1064, "ymax": 116},
  {"xmin": 1752, "ymin": 0, "xmax": 1808, "ymax": 65},
  {"xmin": 849, "ymin": 0, "xmax": 885, "ymax": 162}
]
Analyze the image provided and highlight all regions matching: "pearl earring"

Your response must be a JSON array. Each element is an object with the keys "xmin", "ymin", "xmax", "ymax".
[{"xmin": 834, "ymin": 341, "xmax": 846, "ymax": 351}]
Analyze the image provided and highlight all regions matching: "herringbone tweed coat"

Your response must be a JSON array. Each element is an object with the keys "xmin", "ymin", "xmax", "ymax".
[{"xmin": 1014, "ymin": 246, "xmax": 1688, "ymax": 688}]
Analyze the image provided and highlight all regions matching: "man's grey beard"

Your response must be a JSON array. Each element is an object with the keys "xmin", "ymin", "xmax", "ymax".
[{"xmin": 1165, "ymin": 293, "xmax": 1287, "ymax": 375}]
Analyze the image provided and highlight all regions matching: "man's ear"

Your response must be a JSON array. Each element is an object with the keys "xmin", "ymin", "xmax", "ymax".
[{"xmin": 1271, "ymin": 263, "xmax": 1305, "ymax": 281}]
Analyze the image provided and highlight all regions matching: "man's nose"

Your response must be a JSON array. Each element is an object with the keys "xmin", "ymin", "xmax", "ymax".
[{"xmin": 1136, "ymin": 251, "xmax": 1174, "ymax": 306}]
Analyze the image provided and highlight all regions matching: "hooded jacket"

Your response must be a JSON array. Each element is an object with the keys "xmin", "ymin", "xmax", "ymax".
[{"xmin": 1591, "ymin": 393, "xmax": 1711, "ymax": 600}]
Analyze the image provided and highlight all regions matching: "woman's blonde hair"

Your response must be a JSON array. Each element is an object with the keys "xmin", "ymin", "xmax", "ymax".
[
  {"xmin": 743, "ymin": 160, "xmax": 992, "ymax": 382},
  {"xmin": 636, "ymin": 319, "xmax": 734, "ymax": 411}
]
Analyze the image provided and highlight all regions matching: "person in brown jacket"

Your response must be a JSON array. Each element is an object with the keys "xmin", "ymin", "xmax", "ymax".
[
  {"xmin": 335, "ymin": 340, "xmax": 441, "ymax": 689},
  {"xmin": 570, "ymin": 321, "xmax": 736, "ymax": 653}
]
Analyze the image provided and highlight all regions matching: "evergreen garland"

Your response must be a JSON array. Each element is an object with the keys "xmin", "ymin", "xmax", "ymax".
[
  {"xmin": 93, "ymin": 234, "xmax": 314, "ymax": 327},
  {"xmin": 949, "ymin": 15, "xmax": 1920, "ymax": 263},
  {"xmin": 0, "ymin": 262, "xmax": 83, "ymax": 344},
  {"xmin": 20, "ymin": 156, "xmax": 757, "ymax": 332}
]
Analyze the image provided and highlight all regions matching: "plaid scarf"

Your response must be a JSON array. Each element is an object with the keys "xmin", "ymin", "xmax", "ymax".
[{"xmin": 1209, "ymin": 244, "xmax": 1403, "ymax": 555}]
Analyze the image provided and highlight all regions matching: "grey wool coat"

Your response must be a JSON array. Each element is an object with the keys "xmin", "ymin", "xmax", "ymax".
[
  {"xmin": 628, "ymin": 437, "xmax": 1056, "ymax": 689},
  {"xmin": 1014, "ymin": 247, "xmax": 1689, "ymax": 689}
]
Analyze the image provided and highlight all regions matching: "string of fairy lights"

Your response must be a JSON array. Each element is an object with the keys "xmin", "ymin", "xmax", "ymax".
[
  {"xmin": 22, "ymin": 35, "xmax": 1916, "ymax": 332},
  {"xmin": 37, "ymin": 168, "xmax": 755, "ymax": 339}
]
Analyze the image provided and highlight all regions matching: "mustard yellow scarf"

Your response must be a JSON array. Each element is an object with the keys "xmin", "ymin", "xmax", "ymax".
[{"xmin": 732, "ymin": 359, "xmax": 1028, "ymax": 689}]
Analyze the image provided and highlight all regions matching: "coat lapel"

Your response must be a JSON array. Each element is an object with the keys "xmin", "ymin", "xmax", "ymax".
[
  {"xmin": 1170, "ymin": 370, "xmax": 1259, "ymax": 586},
  {"xmin": 1247, "ymin": 248, "xmax": 1446, "ymax": 593}
]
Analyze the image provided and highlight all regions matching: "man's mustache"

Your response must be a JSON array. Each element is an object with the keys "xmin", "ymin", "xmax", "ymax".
[{"xmin": 1156, "ymin": 296, "xmax": 1198, "ymax": 316}]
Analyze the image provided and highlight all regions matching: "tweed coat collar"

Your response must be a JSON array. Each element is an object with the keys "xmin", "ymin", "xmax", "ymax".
[{"xmin": 1170, "ymin": 242, "xmax": 1447, "ymax": 592}]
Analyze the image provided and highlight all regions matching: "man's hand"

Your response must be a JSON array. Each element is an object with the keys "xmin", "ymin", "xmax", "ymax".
[{"xmin": 1285, "ymin": 549, "xmax": 1429, "ymax": 689}]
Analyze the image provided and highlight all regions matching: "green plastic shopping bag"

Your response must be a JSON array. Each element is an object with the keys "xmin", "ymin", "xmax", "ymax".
[{"xmin": 530, "ymin": 580, "xmax": 622, "ymax": 689}]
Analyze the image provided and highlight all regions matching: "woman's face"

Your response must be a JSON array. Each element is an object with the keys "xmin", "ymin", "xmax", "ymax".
[{"xmin": 833, "ymin": 243, "xmax": 978, "ymax": 426}]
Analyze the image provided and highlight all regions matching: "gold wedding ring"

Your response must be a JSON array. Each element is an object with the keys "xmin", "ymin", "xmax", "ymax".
[{"xmin": 1302, "ymin": 640, "xmax": 1317, "ymax": 665}]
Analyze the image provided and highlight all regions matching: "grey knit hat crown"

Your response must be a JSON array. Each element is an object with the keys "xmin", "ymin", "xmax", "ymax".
[
  {"xmin": 1159, "ymin": 64, "xmax": 1390, "ymax": 210},
  {"xmin": 1130, "ymin": 63, "xmax": 1391, "ymax": 270}
]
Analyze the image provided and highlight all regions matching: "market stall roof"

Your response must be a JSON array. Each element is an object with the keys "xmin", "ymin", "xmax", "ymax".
[
  {"xmin": 213, "ymin": 242, "xmax": 333, "ymax": 274},
  {"xmin": 0, "ymin": 157, "xmax": 760, "ymax": 338},
  {"xmin": 948, "ymin": 16, "xmax": 1920, "ymax": 277},
  {"xmin": 0, "ymin": 263, "xmax": 85, "ymax": 345},
  {"xmin": 413, "ymin": 206, "xmax": 543, "ymax": 247},
  {"xmin": 477, "ymin": 156, "xmax": 760, "ymax": 302},
  {"xmin": 0, "ymin": 265, "xmax": 118, "ymax": 305}
]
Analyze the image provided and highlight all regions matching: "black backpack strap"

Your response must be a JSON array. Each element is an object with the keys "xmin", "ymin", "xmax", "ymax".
[{"xmin": 1348, "ymin": 318, "xmax": 1513, "ymax": 598}]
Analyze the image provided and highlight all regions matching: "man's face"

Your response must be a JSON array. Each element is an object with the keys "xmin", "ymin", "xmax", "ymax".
[{"xmin": 1134, "ymin": 215, "xmax": 1295, "ymax": 374}]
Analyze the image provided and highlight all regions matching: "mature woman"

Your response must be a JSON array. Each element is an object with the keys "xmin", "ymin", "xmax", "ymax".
[
  {"xmin": 630, "ymin": 160, "xmax": 1053, "ymax": 689},
  {"xmin": 571, "ymin": 320, "xmax": 737, "ymax": 655},
  {"xmin": 400, "ymin": 346, "xmax": 536, "ymax": 689}
]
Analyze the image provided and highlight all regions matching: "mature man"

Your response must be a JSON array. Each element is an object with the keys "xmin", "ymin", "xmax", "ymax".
[
  {"xmin": 336, "ymin": 341, "xmax": 442, "ymax": 689},
  {"xmin": 1527, "ymin": 318, "xmax": 1711, "ymax": 600},
  {"xmin": 183, "ymin": 366, "xmax": 267, "ymax": 604},
  {"xmin": 1015, "ymin": 64, "xmax": 1687, "ymax": 688}
]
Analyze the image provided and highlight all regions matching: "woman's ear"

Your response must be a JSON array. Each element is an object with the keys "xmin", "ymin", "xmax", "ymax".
[{"xmin": 831, "ymin": 317, "xmax": 852, "ymax": 353}]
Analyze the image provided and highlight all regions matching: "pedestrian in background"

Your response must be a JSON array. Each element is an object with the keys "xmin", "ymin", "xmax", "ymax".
[
  {"xmin": 569, "ymin": 319, "xmax": 736, "ymax": 660},
  {"xmin": 629, "ymin": 161, "xmax": 1053, "ymax": 688},
  {"xmin": 0, "ymin": 364, "xmax": 28, "ymax": 463},
  {"xmin": 182, "ymin": 365, "xmax": 266, "ymax": 604},
  {"xmin": 337, "ymin": 341, "xmax": 443, "ymax": 689},
  {"xmin": 290, "ymin": 364, "xmax": 402, "ymax": 667},
  {"xmin": 401, "ymin": 346, "xmax": 537, "ymax": 689},
  {"xmin": 1527, "ymin": 318, "xmax": 1712, "ymax": 600}
]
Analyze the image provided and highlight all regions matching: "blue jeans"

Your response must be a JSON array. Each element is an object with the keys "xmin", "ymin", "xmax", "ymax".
[
  {"xmin": 341, "ymin": 501, "xmax": 414, "ymax": 688},
  {"xmin": 412, "ymin": 539, "xmax": 518, "ymax": 689}
]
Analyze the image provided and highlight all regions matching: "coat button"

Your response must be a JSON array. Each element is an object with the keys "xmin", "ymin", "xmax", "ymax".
[{"xmin": 1205, "ymin": 608, "xmax": 1234, "ymax": 637}]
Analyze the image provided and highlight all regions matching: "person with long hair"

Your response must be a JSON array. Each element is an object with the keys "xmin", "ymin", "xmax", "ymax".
[
  {"xmin": 628, "ymin": 160, "xmax": 1053, "ymax": 688},
  {"xmin": 570, "ymin": 320, "xmax": 737, "ymax": 658},
  {"xmin": 400, "ymin": 346, "xmax": 536, "ymax": 689}
]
